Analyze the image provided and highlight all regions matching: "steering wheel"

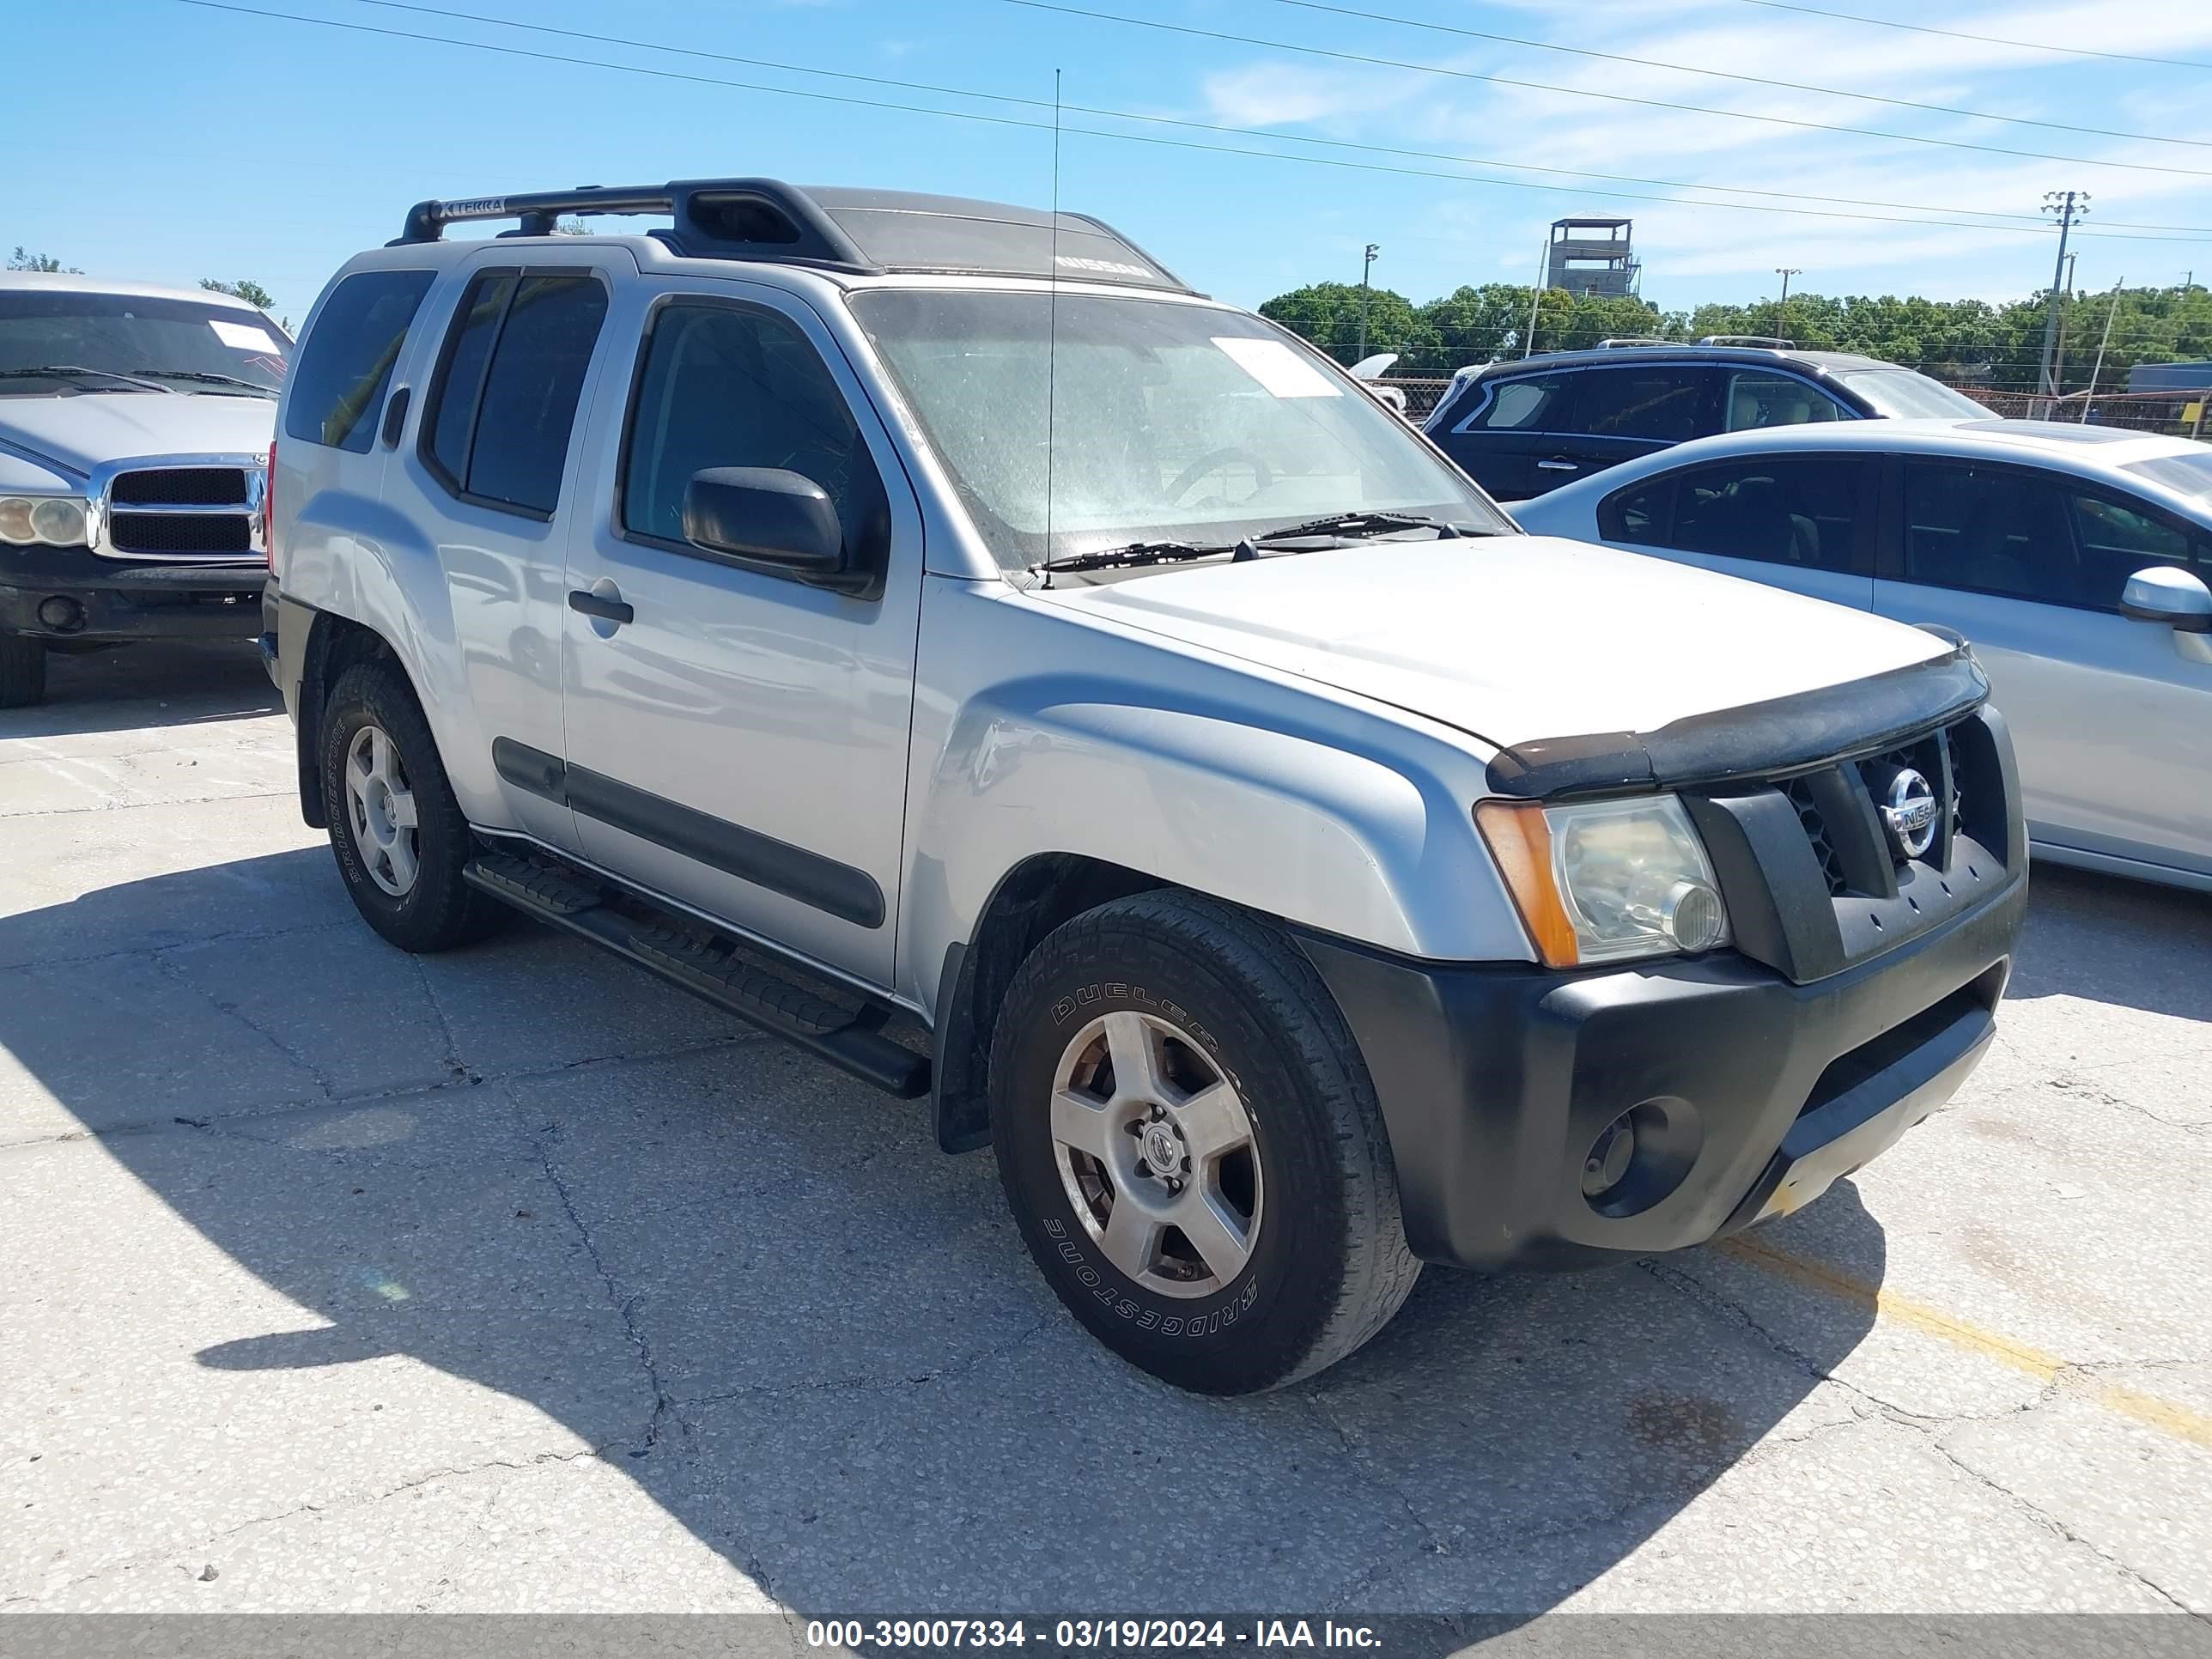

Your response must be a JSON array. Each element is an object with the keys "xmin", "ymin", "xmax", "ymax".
[{"xmin": 1167, "ymin": 447, "xmax": 1273, "ymax": 507}]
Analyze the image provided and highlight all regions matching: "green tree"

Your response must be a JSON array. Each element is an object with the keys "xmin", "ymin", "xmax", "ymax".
[
  {"xmin": 201, "ymin": 277, "xmax": 278, "ymax": 312},
  {"xmin": 1257, "ymin": 282, "xmax": 1438, "ymax": 368},
  {"xmin": 8, "ymin": 246, "xmax": 80, "ymax": 274}
]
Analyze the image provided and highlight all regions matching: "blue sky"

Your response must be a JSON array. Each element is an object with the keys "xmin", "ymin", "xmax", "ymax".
[{"xmin": 15, "ymin": 0, "xmax": 2212, "ymax": 335}]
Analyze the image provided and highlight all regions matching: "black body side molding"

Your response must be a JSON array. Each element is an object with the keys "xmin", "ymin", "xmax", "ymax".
[
  {"xmin": 491, "ymin": 738, "xmax": 886, "ymax": 929},
  {"xmin": 1486, "ymin": 647, "xmax": 1990, "ymax": 800}
]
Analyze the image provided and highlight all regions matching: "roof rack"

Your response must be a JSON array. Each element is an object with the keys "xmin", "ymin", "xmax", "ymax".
[
  {"xmin": 1594, "ymin": 336, "xmax": 1673, "ymax": 349},
  {"xmin": 1698, "ymin": 334, "xmax": 1794, "ymax": 349},
  {"xmin": 389, "ymin": 178, "xmax": 1195, "ymax": 292}
]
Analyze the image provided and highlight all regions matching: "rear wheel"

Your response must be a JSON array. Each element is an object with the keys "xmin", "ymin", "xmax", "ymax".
[
  {"xmin": 319, "ymin": 660, "xmax": 501, "ymax": 952},
  {"xmin": 990, "ymin": 890, "xmax": 1419, "ymax": 1394},
  {"xmin": 0, "ymin": 635, "xmax": 47, "ymax": 709}
]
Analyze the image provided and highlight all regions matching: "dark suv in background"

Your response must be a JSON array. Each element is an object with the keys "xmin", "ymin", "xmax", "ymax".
[{"xmin": 1423, "ymin": 340, "xmax": 1985, "ymax": 502}]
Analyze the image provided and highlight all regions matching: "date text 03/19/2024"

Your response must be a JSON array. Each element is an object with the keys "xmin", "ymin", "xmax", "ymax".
[{"xmin": 804, "ymin": 1620, "xmax": 1384, "ymax": 1650}]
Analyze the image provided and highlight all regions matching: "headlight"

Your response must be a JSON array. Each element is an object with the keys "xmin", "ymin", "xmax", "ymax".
[
  {"xmin": 1476, "ymin": 794, "xmax": 1730, "ymax": 968},
  {"xmin": 0, "ymin": 495, "xmax": 88, "ymax": 546}
]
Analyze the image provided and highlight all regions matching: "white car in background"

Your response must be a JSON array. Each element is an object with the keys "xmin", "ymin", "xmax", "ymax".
[{"xmin": 1513, "ymin": 419, "xmax": 2212, "ymax": 891}]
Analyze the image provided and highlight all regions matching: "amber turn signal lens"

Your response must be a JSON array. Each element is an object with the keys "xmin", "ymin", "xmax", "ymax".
[{"xmin": 1474, "ymin": 799, "xmax": 1581, "ymax": 969}]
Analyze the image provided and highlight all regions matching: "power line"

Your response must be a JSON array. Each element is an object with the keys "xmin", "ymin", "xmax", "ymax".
[
  {"xmin": 323, "ymin": 0, "xmax": 2212, "ymax": 234},
  {"xmin": 159, "ymin": 0, "xmax": 2212, "ymax": 245},
  {"xmin": 1726, "ymin": 0, "xmax": 2212, "ymax": 72},
  {"xmin": 1002, "ymin": 0, "xmax": 2212, "ymax": 179},
  {"xmin": 1260, "ymin": 0, "xmax": 2212, "ymax": 149}
]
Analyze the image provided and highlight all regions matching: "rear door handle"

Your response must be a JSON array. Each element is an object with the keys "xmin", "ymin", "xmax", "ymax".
[
  {"xmin": 568, "ymin": 588, "xmax": 634, "ymax": 626},
  {"xmin": 1535, "ymin": 459, "xmax": 1579, "ymax": 472}
]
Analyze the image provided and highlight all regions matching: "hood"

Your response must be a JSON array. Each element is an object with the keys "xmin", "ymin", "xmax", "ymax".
[
  {"xmin": 0, "ymin": 392, "xmax": 276, "ymax": 481},
  {"xmin": 1046, "ymin": 536, "xmax": 1951, "ymax": 752}
]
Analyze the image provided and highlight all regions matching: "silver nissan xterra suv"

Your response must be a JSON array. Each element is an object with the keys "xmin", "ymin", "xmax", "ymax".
[{"xmin": 265, "ymin": 179, "xmax": 2027, "ymax": 1394}]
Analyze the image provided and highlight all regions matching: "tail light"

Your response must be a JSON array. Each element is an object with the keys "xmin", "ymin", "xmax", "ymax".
[{"xmin": 263, "ymin": 441, "xmax": 276, "ymax": 572}]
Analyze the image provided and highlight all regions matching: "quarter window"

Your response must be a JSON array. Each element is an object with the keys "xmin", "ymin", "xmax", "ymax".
[
  {"xmin": 284, "ymin": 269, "xmax": 434, "ymax": 453},
  {"xmin": 620, "ymin": 301, "xmax": 886, "ymax": 564},
  {"xmin": 1461, "ymin": 373, "xmax": 1573, "ymax": 432},
  {"xmin": 419, "ymin": 269, "xmax": 607, "ymax": 519},
  {"xmin": 1723, "ymin": 371, "xmax": 1846, "ymax": 432},
  {"xmin": 1601, "ymin": 455, "xmax": 1868, "ymax": 573}
]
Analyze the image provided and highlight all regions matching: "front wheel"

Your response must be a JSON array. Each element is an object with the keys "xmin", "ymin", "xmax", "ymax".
[
  {"xmin": 989, "ymin": 890, "xmax": 1419, "ymax": 1394},
  {"xmin": 0, "ymin": 635, "xmax": 47, "ymax": 709}
]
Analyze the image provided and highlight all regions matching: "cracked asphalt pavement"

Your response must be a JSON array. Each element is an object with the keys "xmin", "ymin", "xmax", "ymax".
[{"xmin": 3, "ymin": 641, "xmax": 2209, "ymax": 1618}]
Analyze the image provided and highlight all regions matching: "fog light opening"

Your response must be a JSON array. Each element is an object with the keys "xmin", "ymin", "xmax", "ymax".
[
  {"xmin": 36, "ymin": 596, "xmax": 86, "ymax": 634},
  {"xmin": 1581, "ymin": 1097, "xmax": 1704, "ymax": 1218}
]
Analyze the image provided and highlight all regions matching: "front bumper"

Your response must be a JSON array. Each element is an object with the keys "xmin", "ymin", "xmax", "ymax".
[
  {"xmin": 1305, "ymin": 873, "xmax": 2019, "ymax": 1269},
  {"xmin": 1303, "ymin": 704, "xmax": 2030, "ymax": 1272},
  {"xmin": 1, "ymin": 543, "xmax": 264, "ymax": 643}
]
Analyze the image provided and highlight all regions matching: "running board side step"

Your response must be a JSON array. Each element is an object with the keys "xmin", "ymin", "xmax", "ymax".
[{"xmin": 464, "ymin": 849, "xmax": 930, "ymax": 1099}]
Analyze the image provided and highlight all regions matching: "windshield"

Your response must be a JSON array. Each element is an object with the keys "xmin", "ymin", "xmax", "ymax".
[
  {"xmin": 1835, "ymin": 368, "xmax": 1985, "ymax": 421},
  {"xmin": 2125, "ymin": 449, "xmax": 2212, "ymax": 507},
  {"xmin": 848, "ymin": 289, "xmax": 1510, "ymax": 569},
  {"xmin": 0, "ymin": 290, "xmax": 290, "ymax": 396}
]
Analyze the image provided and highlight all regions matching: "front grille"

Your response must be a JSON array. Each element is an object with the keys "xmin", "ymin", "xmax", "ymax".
[
  {"xmin": 1784, "ymin": 776, "xmax": 1848, "ymax": 896},
  {"xmin": 106, "ymin": 513, "xmax": 252, "ymax": 555},
  {"xmin": 111, "ymin": 466, "xmax": 248, "ymax": 507}
]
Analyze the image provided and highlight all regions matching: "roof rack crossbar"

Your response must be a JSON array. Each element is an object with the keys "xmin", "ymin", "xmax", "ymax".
[
  {"xmin": 391, "ymin": 179, "xmax": 881, "ymax": 273},
  {"xmin": 1698, "ymin": 333, "xmax": 1795, "ymax": 349}
]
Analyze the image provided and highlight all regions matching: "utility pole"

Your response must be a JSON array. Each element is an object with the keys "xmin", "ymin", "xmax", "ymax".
[
  {"xmin": 1773, "ymin": 268, "xmax": 1801, "ymax": 341},
  {"xmin": 2052, "ymin": 252, "xmax": 2079, "ymax": 399},
  {"xmin": 1354, "ymin": 242, "xmax": 1380, "ymax": 361},
  {"xmin": 2039, "ymin": 191, "xmax": 2088, "ymax": 403},
  {"xmin": 1524, "ymin": 230, "xmax": 1547, "ymax": 358},
  {"xmin": 2080, "ymin": 276, "xmax": 2124, "ymax": 424}
]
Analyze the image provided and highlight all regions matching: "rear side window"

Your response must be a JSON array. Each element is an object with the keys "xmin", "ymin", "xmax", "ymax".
[
  {"xmin": 1457, "ymin": 373, "xmax": 1574, "ymax": 432},
  {"xmin": 1577, "ymin": 368, "xmax": 1708, "ymax": 441},
  {"xmin": 419, "ymin": 269, "xmax": 608, "ymax": 519},
  {"xmin": 1602, "ymin": 454, "xmax": 1869, "ymax": 574},
  {"xmin": 285, "ymin": 270, "xmax": 434, "ymax": 453},
  {"xmin": 620, "ymin": 300, "xmax": 886, "ymax": 562}
]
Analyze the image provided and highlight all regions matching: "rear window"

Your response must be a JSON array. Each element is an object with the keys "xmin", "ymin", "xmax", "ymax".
[
  {"xmin": 1577, "ymin": 368, "xmax": 1707, "ymax": 441},
  {"xmin": 417, "ymin": 270, "xmax": 608, "ymax": 518},
  {"xmin": 286, "ymin": 270, "xmax": 434, "ymax": 452}
]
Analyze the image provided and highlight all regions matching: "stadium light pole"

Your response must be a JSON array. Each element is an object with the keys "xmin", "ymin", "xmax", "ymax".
[{"xmin": 1355, "ymin": 242, "xmax": 1380, "ymax": 361}]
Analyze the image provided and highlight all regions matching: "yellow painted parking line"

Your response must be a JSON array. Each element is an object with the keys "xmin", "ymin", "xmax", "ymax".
[{"xmin": 1718, "ymin": 1237, "xmax": 2212, "ymax": 1452}]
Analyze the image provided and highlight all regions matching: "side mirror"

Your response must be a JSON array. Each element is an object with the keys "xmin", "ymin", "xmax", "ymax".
[
  {"xmin": 2118, "ymin": 564, "xmax": 2212, "ymax": 633},
  {"xmin": 682, "ymin": 467, "xmax": 844, "ymax": 580}
]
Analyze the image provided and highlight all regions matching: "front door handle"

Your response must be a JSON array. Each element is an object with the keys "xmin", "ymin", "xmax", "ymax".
[
  {"xmin": 1535, "ymin": 459, "xmax": 1579, "ymax": 472},
  {"xmin": 568, "ymin": 588, "xmax": 634, "ymax": 626}
]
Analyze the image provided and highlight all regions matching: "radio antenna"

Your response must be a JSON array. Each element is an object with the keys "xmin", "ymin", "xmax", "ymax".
[{"xmin": 1041, "ymin": 67, "xmax": 1063, "ymax": 586}]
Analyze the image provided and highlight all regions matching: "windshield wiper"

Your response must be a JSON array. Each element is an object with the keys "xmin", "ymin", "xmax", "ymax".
[
  {"xmin": 125, "ymin": 368, "xmax": 276, "ymax": 396},
  {"xmin": 0, "ymin": 364, "xmax": 171, "ymax": 392},
  {"xmin": 1255, "ymin": 511, "xmax": 1473, "ymax": 544},
  {"xmin": 1032, "ymin": 540, "xmax": 1232, "ymax": 575}
]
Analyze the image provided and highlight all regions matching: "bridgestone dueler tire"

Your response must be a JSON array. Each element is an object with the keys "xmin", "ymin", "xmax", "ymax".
[
  {"xmin": 319, "ymin": 661, "xmax": 501, "ymax": 953},
  {"xmin": 989, "ymin": 890, "xmax": 1420, "ymax": 1394},
  {"xmin": 0, "ymin": 635, "xmax": 48, "ymax": 709}
]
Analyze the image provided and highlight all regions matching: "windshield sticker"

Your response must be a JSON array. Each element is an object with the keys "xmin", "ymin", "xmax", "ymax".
[
  {"xmin": 1212, "ymin": 337, "xmax": 1341, "ymax": 399},
  {"xmin": 209, "ymin": 319, "xmax": 280, "ymax": 353}
]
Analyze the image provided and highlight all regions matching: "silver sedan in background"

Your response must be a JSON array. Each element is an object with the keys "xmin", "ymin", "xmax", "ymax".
[{"xmin": 1512, "ymin": 419, "xmax": 2212, "ymax": 891}]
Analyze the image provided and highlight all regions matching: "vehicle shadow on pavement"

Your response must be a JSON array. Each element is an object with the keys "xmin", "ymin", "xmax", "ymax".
[
  {"xmin": 8, "ymin": 640, "xmax": 277, "ymax": 740},
  {"xmin": 1, "ymin": 848, "xmax": 1887, "ymax": 1614},
  {"xmin": 2004, "ymin": 864, "xmax": 2212, "ymax": 1025}
]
